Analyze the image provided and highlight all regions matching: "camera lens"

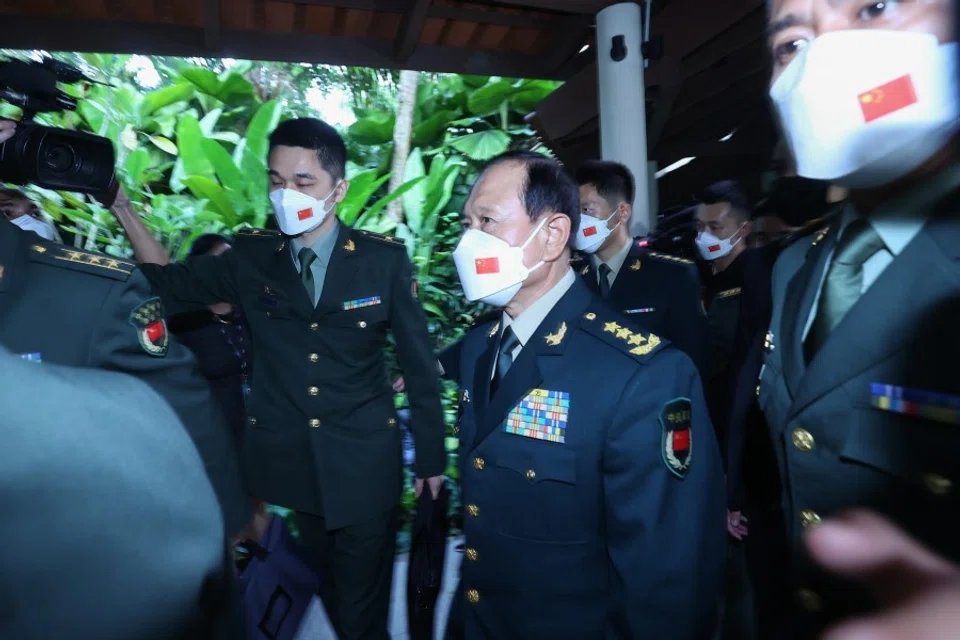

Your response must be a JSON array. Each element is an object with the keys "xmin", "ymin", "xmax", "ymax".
[{"xmin": 43, "ymin": 144, "xmax": 76, "ymax": 173}]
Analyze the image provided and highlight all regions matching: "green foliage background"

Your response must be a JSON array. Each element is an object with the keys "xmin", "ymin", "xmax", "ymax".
[{"xmin": 1, "ymin": 51, "xmax": 560, "ymax": 545}]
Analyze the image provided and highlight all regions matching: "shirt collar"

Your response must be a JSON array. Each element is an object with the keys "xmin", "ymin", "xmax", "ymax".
[
  {"xmin": 503, "ymin": 268, "xmax": 577, "ymax": 348},
  {"xmin": 589, "ymin": 235, "xmax": 633, "ymax": 276},
  {"xmin": 290, "ymin": 219, "xmax": 341, "ymax": 268},
  {"xmin": 840, "ymin": 162, "xmax": 960, "ymax": 257}
]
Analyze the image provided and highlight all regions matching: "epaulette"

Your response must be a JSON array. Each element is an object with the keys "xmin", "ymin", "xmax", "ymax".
[
  {"xmin": 235, "ymin": 227, "xmax": 281, "ymax": 238},
  {"xmin": 27, "ymin": 243, "xmax": 135, "ymax": 281},
  {"xmin": 645, "ymin": 250, "xmax": 694, "ymax": 266},
  {"xmin": 356, "ymin": 229, "xmax": 407, "ymax": 249},
  {"xmin": 579, "ymin": 304, "xmax": 665, "ymax": 363},
  {"xmin": 779, "ymin": 207, "xmax": 842, "ymax": 249}
]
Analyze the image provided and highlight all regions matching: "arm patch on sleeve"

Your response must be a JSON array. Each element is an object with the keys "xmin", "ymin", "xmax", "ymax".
[
  {"xmin": 660, "ymin": 397, "xmax": 693, "ymax": 479},
  {"xmin": 129, "ymin": 296, "xmax": 169, "ymax": 357}
]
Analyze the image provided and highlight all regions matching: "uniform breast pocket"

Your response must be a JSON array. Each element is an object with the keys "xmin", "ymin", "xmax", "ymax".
[
  {"xmin": 841, "ymin": 404, "xmax": 960, "ymax": 500},
  {"xmin": 489, "ymin": 445, "xmax": 585, "ymax": 544},
  {"xmin": 327, "ymin": 301, "xmax": 389, "ymax": 333},
  {"xmin": 251, "ymin": 294, "xmax": 295, "ymax": 320}
]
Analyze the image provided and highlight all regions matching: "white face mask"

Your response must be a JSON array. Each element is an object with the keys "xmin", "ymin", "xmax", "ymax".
[
  {"xmin": 11, "ymin": 215, "xmax": 56, "ymax": 241},
  {"xmin": 574, "ymin": 209, "xmax": 622, "ymax": 253},
  {"xmin": 269, "ymin": 182, "xmax": 341, "ymax": 236},
  {"xmin": 770, "ymin": 30, "xmax": 960, "ymax": 189},
  {"xmin": 695, "ymin": 222, "xmax": 745, "ymax": 261},
  {"xmin": 452, "ymin": 218, "xmax": 548, "ymax": 307}
]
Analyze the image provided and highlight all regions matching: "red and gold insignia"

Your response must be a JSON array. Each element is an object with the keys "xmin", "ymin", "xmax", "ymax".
[
  {"xmin": 660, "ymin": 398, "xmax": 693, "ymax": 479},
  {"xmin": 129, "ymin": 297, "xmax": 168, "ymax": 357},
  {"xmin": 858, "ymin": 74, "xmax": 918, "ymax": 123}
]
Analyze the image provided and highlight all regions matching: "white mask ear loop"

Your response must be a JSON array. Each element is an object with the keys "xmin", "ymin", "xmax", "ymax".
[{"xmin": 519, "ymin": 216, "xmax": 551, "ymax": 273}]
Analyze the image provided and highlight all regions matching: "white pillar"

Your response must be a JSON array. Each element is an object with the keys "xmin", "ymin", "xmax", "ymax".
[{"xmin": 596, "ymin": 2, "xmax": 653, "ymax": 237}]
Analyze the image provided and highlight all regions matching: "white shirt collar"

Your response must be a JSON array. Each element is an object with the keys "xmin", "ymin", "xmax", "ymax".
[
  {"xmin": 589, "ymin": 235, "xmax": 633, "ymax": 279},
  {"xmin": 503, "ymin": 268, "xmax": 577, "ymax": 349}
]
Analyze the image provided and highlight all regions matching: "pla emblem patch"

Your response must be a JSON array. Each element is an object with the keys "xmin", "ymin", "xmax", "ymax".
[
  {"xmin": 129, "ymin": 297, "xmax": 168, "ymax": 357},
  {"xmin": 660, "ymin": 397, "xmax": 692, "ymax": 479}
]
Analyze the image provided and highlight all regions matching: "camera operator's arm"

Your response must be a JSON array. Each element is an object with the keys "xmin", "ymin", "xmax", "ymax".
[{"xmin": 110, "ymin": 186, "xmax": 171, "ymax": 266}]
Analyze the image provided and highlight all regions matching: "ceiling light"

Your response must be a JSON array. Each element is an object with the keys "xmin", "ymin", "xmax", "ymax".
[
  {"xmin": 579, "ymin": 44, "xmax": 590, "ymax": 53},
  {"xmin": 655, "ymin": 156, "xmax": 696, "ymax": 179},
  {"xmin": 720, "ymin": 129, "xmax": 736, "ymax": 142}
]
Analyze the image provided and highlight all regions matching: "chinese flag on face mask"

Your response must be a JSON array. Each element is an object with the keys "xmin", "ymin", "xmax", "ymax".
[
  {"xmin": 297, "ymin": 207, "xmax": 314, "ymax": 221},
  {"xmin": 583, "ymin": 225, "xmax": 598, "ymax": 237},
  {"xmin": 858, "ymin": 74, "xmax": 918, "ymax": 123},
  {"xmin": 708, "ymin": 244, "xmax": 721, "ymax": 253},
  {"xmin": 475, "ymin": 257, "xmax": 500, "ymax": 275}
]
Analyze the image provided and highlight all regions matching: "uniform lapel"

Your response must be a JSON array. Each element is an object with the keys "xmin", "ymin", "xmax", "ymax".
[
  {"xmin": 469, "ymin": 279, "xmax": 591, "ymax": 451},
  {"xmin": 790, "ymin": 214, "xmax": 960, "ymax": 416},
  {"xmin": 576, "ymin": 259, "xmax": 600, "ymax": 296},
  {"xmin": 607, "ymin": 244, "xmax": 646, "ymax": 309},
  {"xmin": 779, "ymin": 223, "xmax": 839, "ymax": 395},
  {"xmin": 471, "ymin": 319, "xmax": 501, "ymax": 421},
  {"xmin": 315, "ymin": 223, "xmax": 361, "ymax": 317}
]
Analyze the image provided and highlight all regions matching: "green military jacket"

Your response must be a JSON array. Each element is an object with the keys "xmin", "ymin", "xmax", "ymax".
[{"xmin": 140, "ymin": 220, "xmax": 446, "ymax": 529}]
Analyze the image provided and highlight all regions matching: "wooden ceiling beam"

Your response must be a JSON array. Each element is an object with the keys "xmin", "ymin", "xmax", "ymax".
[
  {"xmin": 203, "ymin": 0, "xmax": 222, "ymax": 52},
  {"xmin": 394, "ymin": 0, "xmax": 431, "ymax": 61},
  {"xmin": 0, "ymin": 13, "xmax": 568, "ymax": 79},
  {"xmin": 481, "ymin": 0, "xmax": 609, "ymax": 15},
  {"xmin": 281, "ymin": 0, "xmax": 407, "ymax": 10},
  {"xmin": 429, "ymin": 5, "xmax": 553, "ymax": 29}
]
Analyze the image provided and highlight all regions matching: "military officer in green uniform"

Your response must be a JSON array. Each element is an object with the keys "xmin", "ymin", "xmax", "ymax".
[
  {"xmin": 760, "ymin": 0, "xmax": 960, "ymax": 636},
  {"xmin": 109, "ymin": 117, "xmax": 446, "ymax": 640},
  {"xmin": 0, "ymin": 120, "xmax": 248, "ymax": 537},
  {"xmin": 445, "ymin": 151, "xmax": 726, "ymax": 639}
]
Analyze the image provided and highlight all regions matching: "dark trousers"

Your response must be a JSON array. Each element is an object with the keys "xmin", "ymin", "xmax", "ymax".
[
  {"xmin": 744, "ymin": 504, "xmax": 788, "ymax": 640},
  {"xmin": 296, "ymin": 507, "xmax": 399, "ymax": 640}
]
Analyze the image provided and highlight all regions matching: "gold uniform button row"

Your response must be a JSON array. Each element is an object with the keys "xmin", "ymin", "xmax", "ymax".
[
  {"xmin": 248, "ymin": 416, "xmax": 257, "ymax": 425},
  {"xmin": 526, "ymin": 469, "xmax": 536, "ymax": 480},
  {"xmin": 310, "ymin": 322, "xmax": 319, "ymax": 330},
  {"xmin": 308, "ymin": 386, "xmax": 319, "ymax": 396},
  {"xmin": 309, "ymin": 419, "xmax": 321, "ymax": 428},
  {"xmin": 309, "ymin": 353, "xmax": 319, "ymax": 363}
]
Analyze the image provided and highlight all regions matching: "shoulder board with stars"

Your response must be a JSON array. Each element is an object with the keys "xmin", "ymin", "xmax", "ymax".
[
  {"xmin": 579, "ymin": 305, "xmax": 665, "ymax": 362},
  {"xmin": 645, "ymin": 251, "xmax": 694, "ymax": 266},
  {"xmin": 28, "ymin": 243, "xmax": 135, "ymax": 281},
  {"xmin": 235, "ymin": 227, "xmax": 281, "ymax": 238},
  {"xmin": 356, "ymin": 229, "xmax": 407, "ymax": 249}
]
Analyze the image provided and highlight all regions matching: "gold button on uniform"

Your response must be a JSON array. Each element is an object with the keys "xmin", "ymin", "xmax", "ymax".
[
  {"xmin": 796, "ymin": 588, "xmax": 822, "ymax": 612},
  {"xmin": 473, "ymin": 457, "xmax": 485, "ymax": 470},
  {"xmin": 467, "ymin": 504, "xmax": 479, "ymax": 517},
  {"xmin": 755, "ymin": 384, "xmax": 761, "ymax": 398},
  {"xmin": 388, "ymin": 418, "xmax": 397, "ymax": 427},
  {"xmin": 526, "ymin": 469, "xmax": 536, "ymax": 480},
  {"xmin": 925, "ymin": 473, "xmax": 953, "ymax": 496},
  {"xmin": 465, "ymin": 547, "xmax": 478, "ymax": 561},
  {"xmin": 308, "ymin": 386, "xmax": 319, "ymax": 396},
  {"xmin": 309, "ymin": 419, "xmax": 321, "ymax": 428},
  {"xmin": 800, "ymin": 509, "xmax": 822, "ymax": 528},
  {"xmin": 310, "ymin": 322, "xmax": 319, "ymax": 330},
  {"xmin": 358, "ymin": 321, "xmax": 367, "ymax": 328},
  {"xmin": 466, "ymin": 589, "xmax": 479, "ymax": 604},
  {"xmin": 792, "ymin": 428, "xmax": 815, "ymax": 452},
  {"xmin": 248, "ymin": 416, "xmax": 257, "ymax": 425},
  {"xmin": 309, "ymin": 353, "xmax": 319, "ymax": 363}
]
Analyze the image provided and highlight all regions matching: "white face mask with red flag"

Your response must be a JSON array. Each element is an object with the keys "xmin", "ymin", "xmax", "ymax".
[
  {"xmin": 770, "ymin": 30, "xmax": 959, "ymax": 189},
  {"xmin": 452, "ymin": 218, "xmax": 548, "ymax": 307},
  {"xmin": 269, "ymin": 182, "xmax": 341, "ymax": 236}
]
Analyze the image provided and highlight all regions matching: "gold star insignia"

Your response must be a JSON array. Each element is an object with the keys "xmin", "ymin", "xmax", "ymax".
[
  {"xmin": 344, "ymin": 239, "xmax": 356, "ymax": 252},
  {"xmin": 629, "ymin": 259, "xmax": 641, "ymax": 271},
  {"xmin": 603, "ymin": 321, "xmax": 621, "ymax": 333},
  {"xmin": 545, "ymin": 321, "xmax": 567, "ymax": 346},
  {"xmin": 616, "ymin": 327, "xmax": 632, "ymax": 339},
  {"xmin": 628, "ymin": 333, "xmax": 646, "ymax": 346}
]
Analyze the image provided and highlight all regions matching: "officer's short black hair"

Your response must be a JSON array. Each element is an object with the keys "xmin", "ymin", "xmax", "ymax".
[
  {"xmin": 268, "ymin": 118, "xmax": 347, "ymax": 182},
  {"xmin": 574, "ymin": 160, "xmax": 635, "ymax": 208},
  {"xmin": 698, "ymin": 180, "xmax": 752, "ymax": 223},
  {"xmin": 480, "ymin": 151, "xmax": 581, "ymax": 244},
  {"xmin": 188, "ymin": 233, "xmax": 231, "ymax": 258}
]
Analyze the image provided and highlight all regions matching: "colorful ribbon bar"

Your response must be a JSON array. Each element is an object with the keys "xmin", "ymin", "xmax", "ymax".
[
  {"xmin": 870, "ymin": 383, "xmax": 960, "ymax": 425},
  {"xmin": 504, "ymin": 388, "xmax": 570, "ymax": 443},
  {"xmin": 342, "ymin": 296, "xmax": 382, "ymax": 311}
]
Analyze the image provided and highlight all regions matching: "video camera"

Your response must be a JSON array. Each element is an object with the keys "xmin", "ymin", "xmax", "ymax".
[{"xmin": 0, "ymin": 57, "xmax": 117, "ymax": 196}]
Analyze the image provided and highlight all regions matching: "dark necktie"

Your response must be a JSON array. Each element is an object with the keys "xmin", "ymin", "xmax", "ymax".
[
  {"xmin": 298, "ymin": 247, "xmax": 318, "ymax": 304},
  {"xmin": 491, "ymin": 326, "xmax": 520, "ymax": 396},
  {"xmin": 805, "ymin": 218, "xmax": 884, "ymax": 359},
  {"xmin": 598, "ymin": 263, "xmax": 612, "ymax": 299}
]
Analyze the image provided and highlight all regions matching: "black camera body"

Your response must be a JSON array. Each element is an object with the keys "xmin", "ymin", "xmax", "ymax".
[{"xmin": 0, "ymin": 57, "xmax": 117, "ymax": 195}]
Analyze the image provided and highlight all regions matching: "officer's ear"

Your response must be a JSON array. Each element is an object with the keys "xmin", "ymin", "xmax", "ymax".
[
  {"xmin": 541, "ymin": 211, "xmax": 571, "ymax": 262},
  {"xmin": 334, "ymin": 179, "xmax": 350, "ymax": 204},
  {"xmin": 617, "ymin": 202, "xmax": 633, "ymax": 225}
]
